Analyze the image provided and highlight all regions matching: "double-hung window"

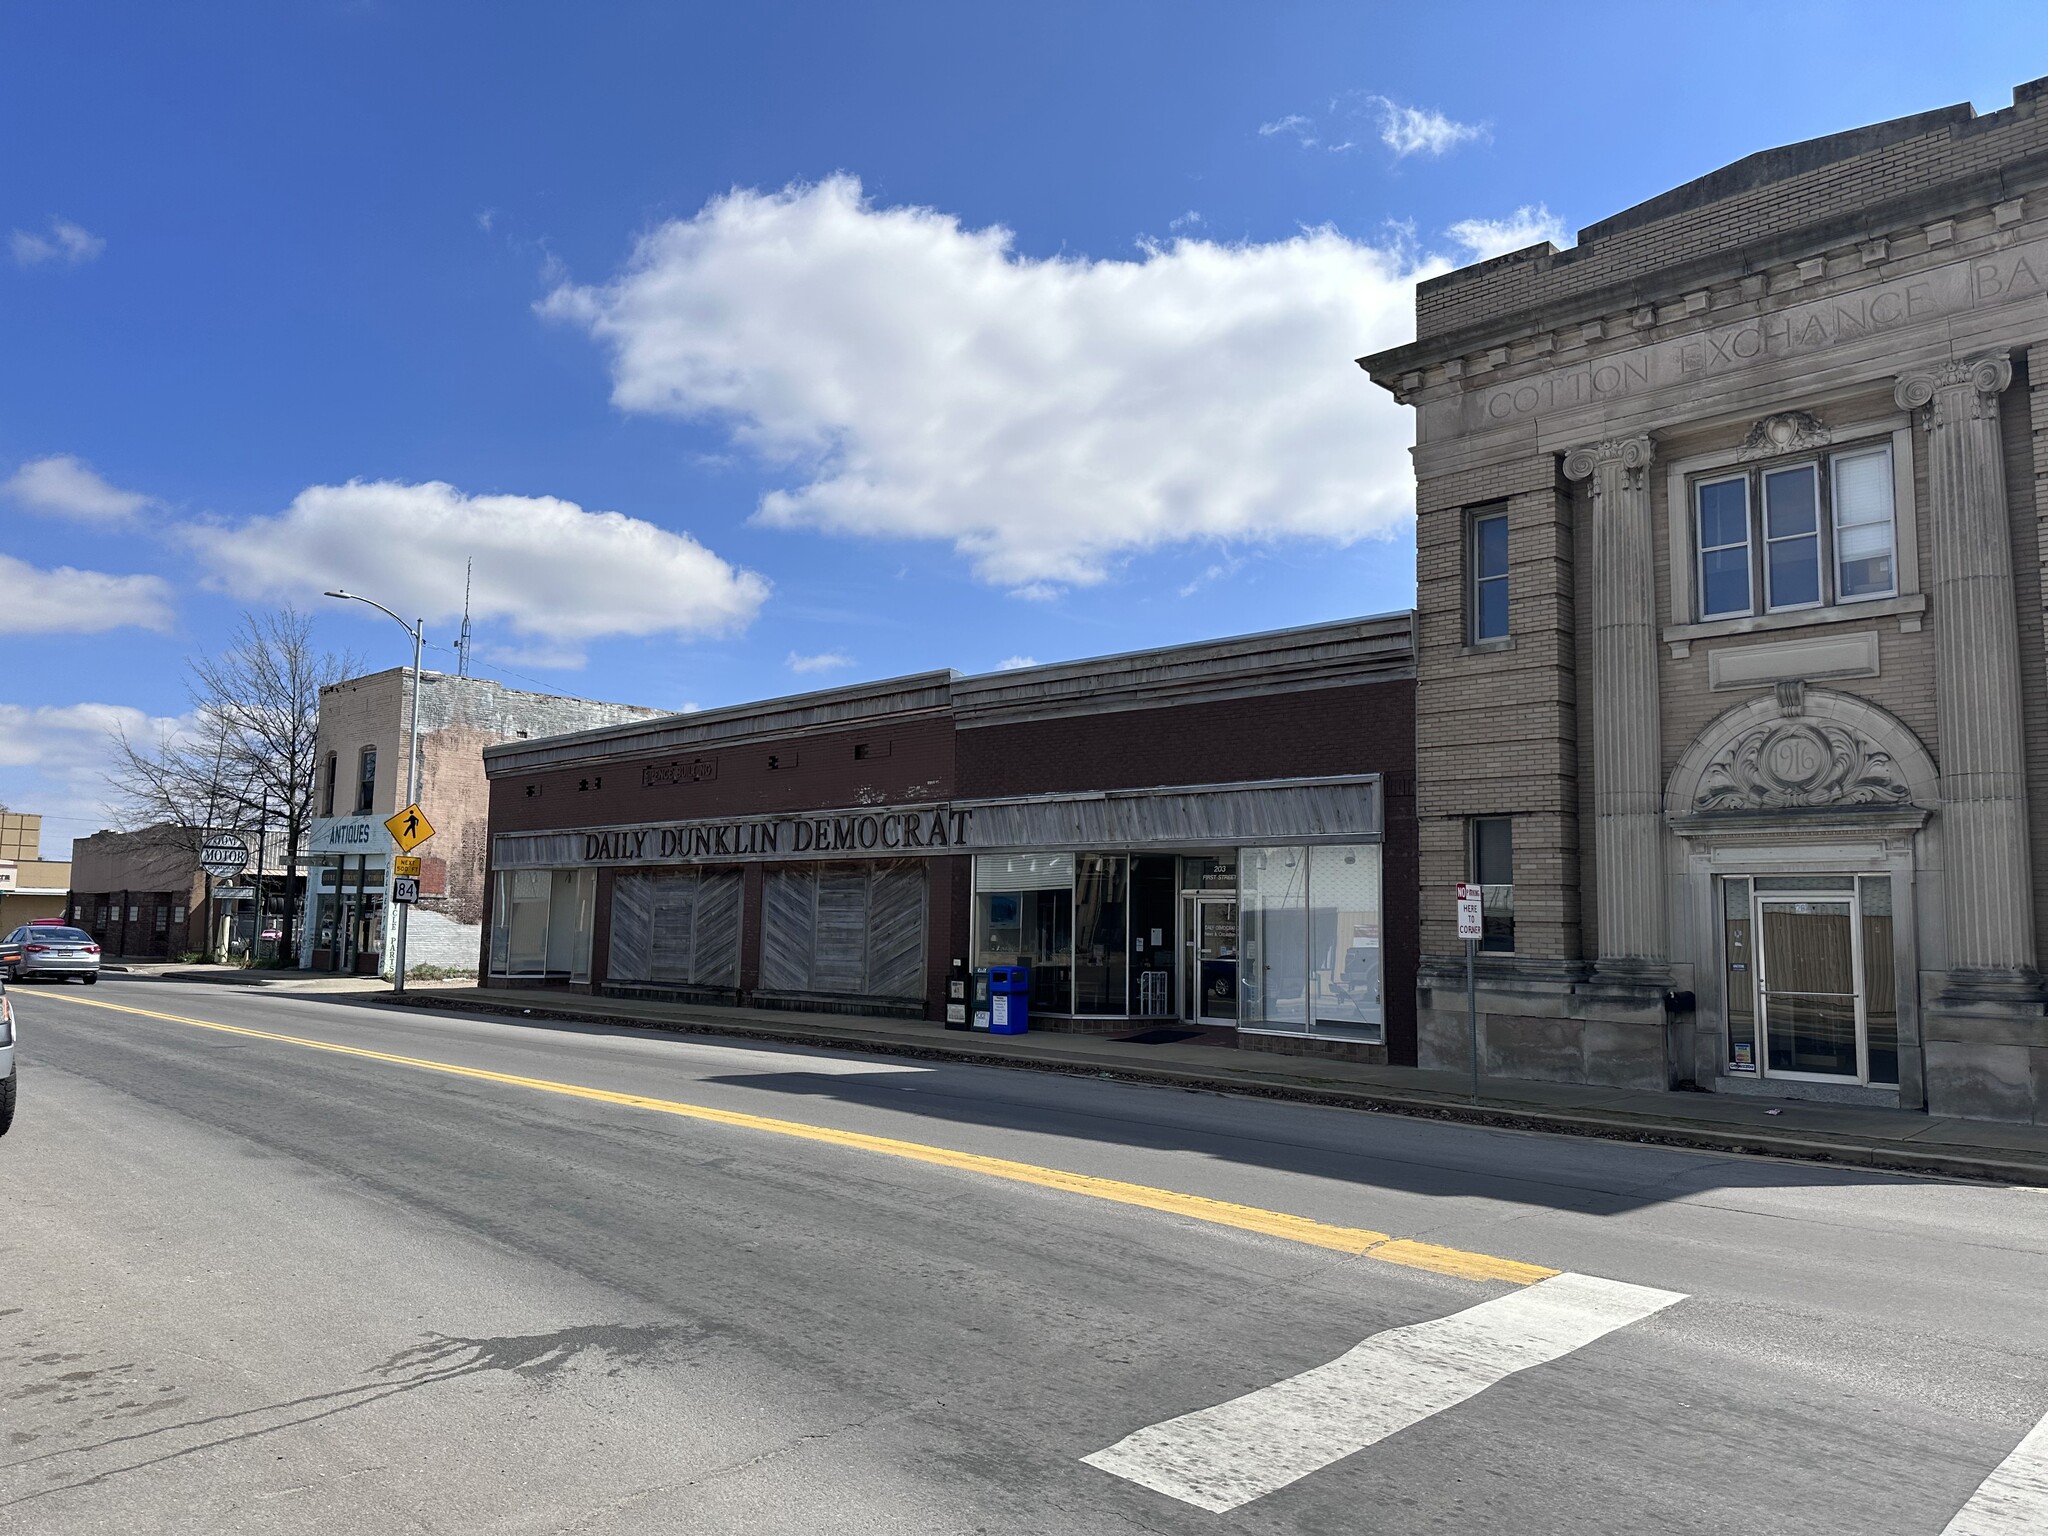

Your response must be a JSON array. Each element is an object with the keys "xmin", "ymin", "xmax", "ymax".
[
  {"xmin": 355, "ymin": 747, "xmax": 377, "ymax": 815},
  {"xmin": 1468, "ymin": 508, "xmax": 1509, "ymax": 642},
  {"xmin": 1691, "ymin": 442, "xmax": 1897, "ymax": 620}
]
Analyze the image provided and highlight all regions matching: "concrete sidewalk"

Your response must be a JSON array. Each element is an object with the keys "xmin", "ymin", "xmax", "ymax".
[
  {"xmin": 379, "ymin": 985, "xmax": 2048, "ymax": 1185},
  {"xmin": 103, "ymin": 962, "xmax": 476, "ymax": 994}
]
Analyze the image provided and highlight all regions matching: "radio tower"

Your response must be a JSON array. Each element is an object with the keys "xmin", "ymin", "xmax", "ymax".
[{"xmin": 455, "ymin": 558, "xmax": 473, "ymax": 678}]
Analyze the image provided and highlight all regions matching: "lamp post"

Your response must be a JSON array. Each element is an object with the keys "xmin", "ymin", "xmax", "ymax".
[{"xmin": 325, "ymin": 589, "xmax": 424, "ymax": 994}]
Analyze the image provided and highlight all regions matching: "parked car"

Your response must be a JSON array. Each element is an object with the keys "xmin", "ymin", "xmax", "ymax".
[
  {"xmin": 0, "ymin": 979, "xmax": 15, "ymax": 1136},
  {"xmin": 0, "ymin": 926, "xmax": 100, "ymax": 983}
]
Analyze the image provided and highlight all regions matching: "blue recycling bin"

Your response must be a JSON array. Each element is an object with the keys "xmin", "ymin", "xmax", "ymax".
[{"xmin": 987, "ymin": 964, "xmax": 1030, "ymax": 1035}]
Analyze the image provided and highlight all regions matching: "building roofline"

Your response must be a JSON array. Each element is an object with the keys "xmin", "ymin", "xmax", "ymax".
[
  {"xmin": 483, "ymin": 612, "xmax": 1417, "ymax": 777},
  {"xmin": 1359, "ymin": 75, "xmax": 2048, "ymax": 381},
  {"xmin": 320, "ymin": 666, "xmax": 662, "ymax": 717}
]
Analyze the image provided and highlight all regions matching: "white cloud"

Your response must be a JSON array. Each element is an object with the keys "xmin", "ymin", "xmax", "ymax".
[
  {"xmin": 185, "ymin": 479, "xmax": 769, "ymax": 665},
  {"xmin": 994, "ymin": 655, "xmax": 1038, "ymax": 671},
  {"xmin": 1168, "ymin": 210, "xmax": 1203, "ymax": 232},
  {"xmin": 0, "ymin": 702, "xmax": 189, "ymax": 855},
  {"xmin": 546, "ymin": 175, "xmax": 1445, "ymax": 591},
  {"xmin": 2, "ymin": 454, "xmax": 153, "ymax": 522},
  {"xmin": 0, "ymin": 553, "xmax": 174, "ymax": 634},
  {"xmin": 1178, "ymin": 554, "xmax": 1246, "ymax": 599},
  {"xmin": 1446, "ymin": 204, "xmax": 1569, "ymax": 262},
  {"xmin": 1258, "ymin": 114, "xmax": 1316, "ymax": 147},
  {"xmin": 1371, "ymin": 98, "xmax": 1487, "ymax": 158},
  {"xmin": 786, "ymin": 650, "xmax": 852, "ymax": 674},
  {"xmin": 11, "ymin": 217, "xmax": 105, "ymax": 267}
]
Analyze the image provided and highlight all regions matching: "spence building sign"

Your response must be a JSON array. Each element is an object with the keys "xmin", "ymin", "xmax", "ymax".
[{"xmin": 494, "ymin": 804, "xmax": 972, "ymax": 870}]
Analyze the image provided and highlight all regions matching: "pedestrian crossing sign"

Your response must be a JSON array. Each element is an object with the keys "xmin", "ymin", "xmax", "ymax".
[{"xmin": 385, "ymin": 803, "xmax": 435, "ymax": 853}]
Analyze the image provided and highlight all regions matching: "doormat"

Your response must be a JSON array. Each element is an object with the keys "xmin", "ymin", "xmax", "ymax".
[{"xmin": 1116, "ymin": 1028, "xmax": 1204, "ymax": 1045}]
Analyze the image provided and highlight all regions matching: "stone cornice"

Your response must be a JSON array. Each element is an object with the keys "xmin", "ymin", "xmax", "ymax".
[{"xmin": 1360, "ymin": 166, "xmax": 2048, "ymax": 395}]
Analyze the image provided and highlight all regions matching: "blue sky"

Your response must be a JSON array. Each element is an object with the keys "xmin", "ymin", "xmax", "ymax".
[{"xmin": 4, "ymin": 1, "xmax": 2045, "ymax": 854}]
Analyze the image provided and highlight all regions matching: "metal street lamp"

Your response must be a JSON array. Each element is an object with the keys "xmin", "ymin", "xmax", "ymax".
[{"xmin": 325, "ymin": 589, "xmax": 424, "ymax": 995}]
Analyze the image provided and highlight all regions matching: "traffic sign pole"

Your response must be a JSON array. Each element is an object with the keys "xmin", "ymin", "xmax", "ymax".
[
  {"xmin": 1457, "ymin": 884, "xmax": 1484, "ymax": 1104},
  {"xmin": 394, "ymin": 614, "xmax": 422, "ymax": 995},
  {"xmin": 326, "ymin": 589, "xmax": 426, "ymax": 996}
]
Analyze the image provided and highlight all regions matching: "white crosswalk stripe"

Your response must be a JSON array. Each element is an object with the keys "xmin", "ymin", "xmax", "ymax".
[
  {"xmin": 1943, "ymin": 1410, "xmax": 2048, "ymax": 1534},
  {"xmin": 1083, "ymin": 1271, "xmax": 1687, "ymax": 1513}
]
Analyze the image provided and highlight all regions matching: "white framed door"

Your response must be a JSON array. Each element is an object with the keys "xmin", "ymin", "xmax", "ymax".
[{"xmin": 1754, "ymin": 889, "xmax": 1868, "ymax": 1083}]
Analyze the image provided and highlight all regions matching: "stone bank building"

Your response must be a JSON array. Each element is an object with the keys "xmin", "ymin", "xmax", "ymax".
[
  {"xmin": 1363, "ymin": 77, "xmax": 2048, "ymax": 1122},
  {"xmin": 479, "ymin": 618, "xmax": 1419, "ymax": 1060}
]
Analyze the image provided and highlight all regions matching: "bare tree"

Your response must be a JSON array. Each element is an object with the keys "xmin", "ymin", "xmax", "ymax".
[{"xmin": 107, "ymin": 608, "xmax": 356, "ymax": 957}]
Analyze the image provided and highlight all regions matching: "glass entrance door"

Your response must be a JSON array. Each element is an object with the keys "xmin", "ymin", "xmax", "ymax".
[
  {"xmin": 1183, "ymin": 895, "xmax": 1238, "ymax": 1021},
  {"xmin": 1756, "ymin": 894, "xmax": 1864, "ymax": 1081}
]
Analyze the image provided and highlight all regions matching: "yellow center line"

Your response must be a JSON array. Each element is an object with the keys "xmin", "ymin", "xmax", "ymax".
[{"xmin": 35, "ymin": 991, "xmax": 1558, "ymax": 1287}]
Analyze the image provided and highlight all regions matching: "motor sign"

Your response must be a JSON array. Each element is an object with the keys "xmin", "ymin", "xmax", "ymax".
[
  {"xmin": 391, "ymin": 875, "xmax": 421, "ymax": 905},
  {"xmin": 199, "ymin": 835, "xmax": 251, "ymax": 876}
]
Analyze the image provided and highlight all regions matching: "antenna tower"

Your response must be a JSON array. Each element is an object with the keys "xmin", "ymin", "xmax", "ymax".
[{"xmin": 456, "ymin": 557, "xmax": 473, "ymax": 678}]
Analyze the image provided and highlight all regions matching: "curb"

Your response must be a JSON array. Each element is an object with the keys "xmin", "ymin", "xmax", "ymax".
[{"xmin": 374, "ymin": 991, "xmax": 2048, "ymax": 1188}]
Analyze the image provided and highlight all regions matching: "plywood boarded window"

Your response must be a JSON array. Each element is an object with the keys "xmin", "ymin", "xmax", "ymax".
[
  {"xmin": 760, "ymin": 861, "xmax": 926, "ymax": 1000},
  {"xmin": 608, "ymin": 869, "xmax": 743, "ymax": 988}
]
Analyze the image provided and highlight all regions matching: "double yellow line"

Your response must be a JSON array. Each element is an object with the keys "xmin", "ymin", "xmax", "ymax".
[{"xmin": 40, "ymin": 991, "xmax": 1557, "ymax": 1286}]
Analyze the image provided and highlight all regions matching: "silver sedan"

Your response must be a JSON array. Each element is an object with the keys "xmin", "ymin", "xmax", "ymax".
[{"xmin": 0, "ymin": 925, "xmax": 101, "ymax": 983}]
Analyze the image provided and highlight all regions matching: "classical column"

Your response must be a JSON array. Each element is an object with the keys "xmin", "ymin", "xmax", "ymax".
[
  {"xmin": 1563, "ymin": 435, "xmax": 1665, "ymax": 970},
  {"xmin": 1895, "ymin": 355, "xmax": 2040, "ymax": 990}
]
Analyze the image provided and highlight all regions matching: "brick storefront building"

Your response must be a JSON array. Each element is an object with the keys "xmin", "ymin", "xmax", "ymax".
[
  {"xmin": 1362, "ymin": 76, "xmax": 2048, "ymax": 1121},
  {"xmin": 479, "ymin": 615, "xmax": 1419, "ymax": 1062},
  {"xmin": 303, "ymin": 669, "xmax": 663, "ymax": 975}
]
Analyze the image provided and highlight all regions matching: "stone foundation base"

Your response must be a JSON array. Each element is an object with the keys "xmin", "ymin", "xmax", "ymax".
[{"xmin": 1417, "ymin": 957, "xmax": 1672, "ymax": 1092}]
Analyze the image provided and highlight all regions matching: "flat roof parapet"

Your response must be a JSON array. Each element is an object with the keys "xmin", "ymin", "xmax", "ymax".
[{"xmin": 1386, "ymin": 77, "xmax": 2048, "ymax": 362}]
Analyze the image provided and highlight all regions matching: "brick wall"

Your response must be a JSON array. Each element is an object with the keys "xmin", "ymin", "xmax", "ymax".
[
  {"xmin": 1417, "ymin": 83, "xmax": 2048, "ymax": 341},
  {"xmin": 1414, "ymin": 452, "xmax": 1581, "ymax": 963},
  {"xmin": 490, "ymin": 713, "xmax": 957, "ymax": 834}
]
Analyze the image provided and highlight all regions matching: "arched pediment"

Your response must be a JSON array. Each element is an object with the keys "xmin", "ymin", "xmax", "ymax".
[{"xmin": 1666, "ymin": 686, "xmax": 1937, "ymax": 821}]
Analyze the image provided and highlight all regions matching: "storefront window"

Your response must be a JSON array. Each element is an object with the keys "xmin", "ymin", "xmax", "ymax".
[
  {"xmin": 1242, "ymin": 844, "xmax": 1383, "ymax": 1040},
  {"xmin": 1241, "ymin": 847, "xmax": 1309, "ymax": 1027},
  {"xmin": 1308, "ymin": 845, "xmax": 1382, "ymax": 1030},
  {"xmin": 1074, "ymin": 854, "xmax": 1128, "ymax": 1015},
  {"xmin": 974, "ymin": 854, "xmax": 1073, "ymax": 1014},
  {"xmin": 491, "ymin": 867, "xmax": 595, "ymax": 981}
]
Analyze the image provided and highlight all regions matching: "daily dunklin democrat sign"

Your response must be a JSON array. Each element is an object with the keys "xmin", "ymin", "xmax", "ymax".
[{"xmin": 493, "ymin": 804, "xmax": 974, "ymax": 870}]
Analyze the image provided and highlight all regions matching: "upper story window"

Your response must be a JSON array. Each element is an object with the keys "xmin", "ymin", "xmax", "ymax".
[
  {"xmin": 321, "ymin": 752, "xmax": 338, "ymax": 818},
  {"xmin": 354, "ymin": 747, "xmax": 377, "ymax": 815},
  {"xmin": 1691, "ymin": 442, "xmax": 1897, "ymax": 621},
  {"xmin": 1468, "ymin": 507, "xmax": 1509, "ymax": 642}
]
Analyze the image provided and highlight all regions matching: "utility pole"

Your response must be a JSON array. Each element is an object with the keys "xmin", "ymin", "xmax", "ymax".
[{"xmin": 325, "ymin": 589, "xmax": 425, "ymax": 995}]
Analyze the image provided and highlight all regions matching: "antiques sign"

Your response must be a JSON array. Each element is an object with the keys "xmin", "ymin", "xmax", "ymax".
[{"xmin": 494, "ymin": 804, "xmax": 973, "ymax": 870}]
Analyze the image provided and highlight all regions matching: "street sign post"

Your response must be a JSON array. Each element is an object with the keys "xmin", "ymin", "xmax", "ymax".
[
  {"xmin": 384, "ymin": 804, "xmax": 435, "ymax": 855},
  {"xmin": 391, "ymin": 875, "xmax": 420, "ymax": 905},
  {"xmin": 1457, "ymin": 884, "xmax": 1483, "ymax": 1103}
]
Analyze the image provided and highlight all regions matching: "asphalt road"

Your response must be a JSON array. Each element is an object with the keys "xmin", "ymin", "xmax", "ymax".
[{"xmin": 2, "ymin": 976, "xmax": 2044, "ymax": 1534}]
